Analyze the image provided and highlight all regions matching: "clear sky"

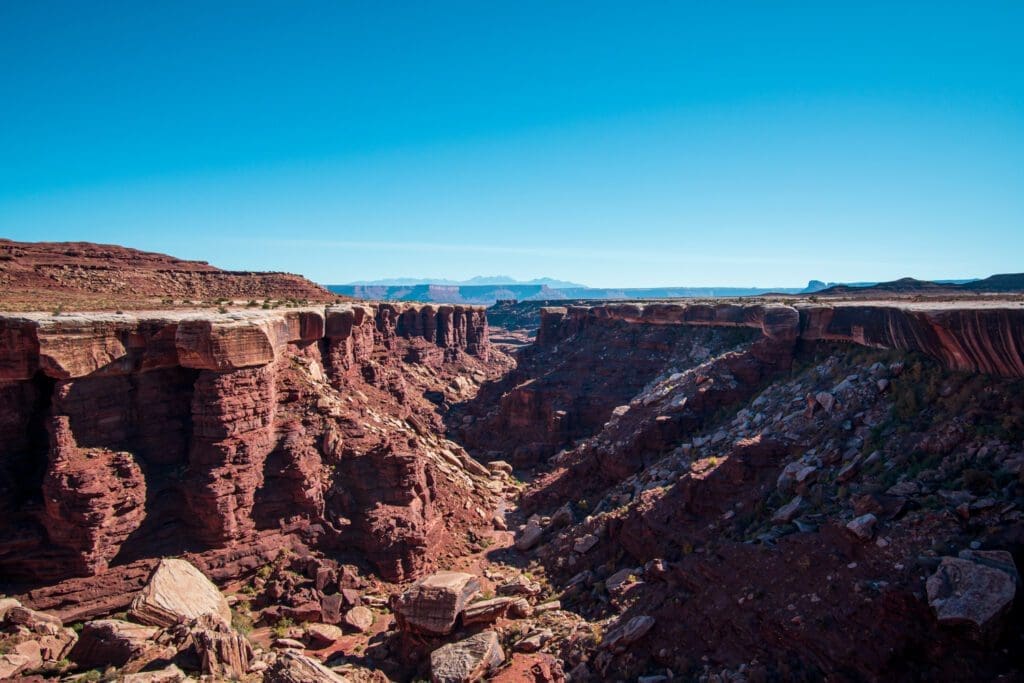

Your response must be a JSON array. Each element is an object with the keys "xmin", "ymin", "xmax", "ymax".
[{"xmin": 1, "ymin": 2, "xmax": 1021, "ymax": 287}]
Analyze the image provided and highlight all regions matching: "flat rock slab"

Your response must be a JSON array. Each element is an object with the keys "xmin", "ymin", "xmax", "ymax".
[
  {"xmin": 129, "ymin": 558, "xmax": 232, "ymax": 628},
  {"xmin": 394, "ymin": 571, "xmax": 480, "ymax": 635},
  {"xmin": 431, "ymin": 630, "xmax": 505, "ymax": 683},
  {"xmin": 927, "ymin": 551, "xmax": 1017, "ymax": 630}
]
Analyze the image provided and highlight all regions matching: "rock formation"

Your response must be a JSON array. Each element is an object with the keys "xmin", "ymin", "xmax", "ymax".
[
  {"xmin": 0, "ymin": 238, "xmax": 335, "ymax": 311},
  {"xmin": 0, "ymin": 303, "xmax": 499, "ymax": 606}
]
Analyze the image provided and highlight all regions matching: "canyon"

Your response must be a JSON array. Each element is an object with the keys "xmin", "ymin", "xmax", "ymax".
[{"xmin": 0, "ymin": 249, "xmax": 1023, "ymax": 680}]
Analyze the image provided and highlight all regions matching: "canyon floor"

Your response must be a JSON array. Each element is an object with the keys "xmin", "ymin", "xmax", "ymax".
[{"xmin": 1, "ymin": 253, "xmax": 1023, "ymax": 681}]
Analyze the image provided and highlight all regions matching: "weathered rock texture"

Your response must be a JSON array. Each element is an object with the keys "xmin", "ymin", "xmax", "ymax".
[{"xmin": 0, "ymin": 304, "xmax": 499, "ymax": 617}]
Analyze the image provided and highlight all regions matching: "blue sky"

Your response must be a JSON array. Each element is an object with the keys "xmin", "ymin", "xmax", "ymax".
[{"xmin": 1, "ymin": 2, "xmax": 1021, "ymax": 287}]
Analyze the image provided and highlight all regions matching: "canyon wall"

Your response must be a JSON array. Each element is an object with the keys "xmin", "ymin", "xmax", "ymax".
[
  {"xmin": 538, "ymin": 301, "xmax": 1024, "ymax": 377},
  {"xmin": 0, "ymin": 303, "xmax": 493, "ymax": 597}
]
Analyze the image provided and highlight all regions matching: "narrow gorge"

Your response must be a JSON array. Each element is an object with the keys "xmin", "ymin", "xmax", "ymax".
[{"xmin": 1, "ymin": 298, "xmax": 1022, "ymax": 681}]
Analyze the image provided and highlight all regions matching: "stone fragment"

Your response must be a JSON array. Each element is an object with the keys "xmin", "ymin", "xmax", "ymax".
[
  {"xmin": 305, "ymin": 622, "xmax": 345, "ymax": 648},
  {"xmin": 605, "ymin": 567, "xmax": 640, "ymax": 594},
  {"xmin": 273, "ymin": 637, "xmax": 306, "ymax": 650},
  {"xmin": 846, "ymin": 513, "xmax": 878, "ymax": 540},
  {"xmin": 430, "ymin": 630, "xmax": 505, "ymax": 683},
  {"xmin": 772, "ymin": 496, "xmax": 803, "ymax": 523},
  {"xmin": 129, "ymin": 558, "xmax": 232, "ymax": 628},
  {"xmin": 602, "ymin": 615, "xmax": 655, "ymax": 651},
  {"xmin": 515, "ymin": 519, "xmax": 544, "ymax": 551},
  {"xmin": 343, "ymin": 605, "xmax": 375, "ymax": 633},
  {"xmin": 188, "ymin": 614, "xmax": 253, "ymax": 679},
  {"xmin": 393, "ymin": 571, "xmax": 480, "ymax": 635},
  {"xmin": 497, "ymin": 575, "xmax": 542, "ymax": 597},
  {"xmin": 462, "ymin": 596, "xmax": 517, "ymax": 624},
  {"xmin": 836, "ymin": 453, "xmax": 864, "ymax": 483},
  {"xmin": 0, "ymin": 597, "xmax": 22, "ymax": 622},
  {"xmin": 514, "ymin": 629, "xmax": 553, "ymax": 653},
  {"xmin": 320, "ymin": 593, "xmax": 344, "ymax": 624},
  {"xmin": 573, "ymin": 534, "xmax": 598, "ymax": 554},
  {"xmin": 815, "ymin": 391, "xmax": 836, "ymax": 414},
  {"xmin": 266, "ymin": 650, "xmax": 349, "ymax": 682},
  {"xmin": 69, "ymin": 619, "xmax": 160, "ymax": 669},
  {"xmin": 5, "ymin": 604, "xmax": 62, "ymax": 630},
  {"xmin": 122, "ymin": 664, "xmax": 189, "ymax": 682}
]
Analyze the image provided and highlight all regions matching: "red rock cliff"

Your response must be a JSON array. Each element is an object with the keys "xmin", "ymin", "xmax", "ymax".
[{"xmin": 0, "ymin": 304, "xmax": 494, "ymax": 592}]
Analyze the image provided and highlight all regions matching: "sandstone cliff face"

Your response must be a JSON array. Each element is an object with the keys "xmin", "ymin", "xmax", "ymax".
[
  {"xmin": 539, "ymin": 301, "xmax": 1024, "ymax": 377},
  {"xmin": 0, "ymin": 304, "xmax": 495, "ymax": 590}
]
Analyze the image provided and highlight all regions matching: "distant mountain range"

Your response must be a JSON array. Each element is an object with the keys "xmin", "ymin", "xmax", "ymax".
[
  {"xmin": 327, "ymin": 278, "xmax": 824, "ymax": 305},
  {"xmin": 343, "ymin": 276, "xmax": 587, "ymax": 288},
  {"xmin": 325, "ymin": 273, "xmax": 1024, "ymax": 306}
]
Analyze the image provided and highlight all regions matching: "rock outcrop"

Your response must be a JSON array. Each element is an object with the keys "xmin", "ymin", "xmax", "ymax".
[{"xmin": 0, "ymin": 303, "xmax": 497, "ymax": 598}]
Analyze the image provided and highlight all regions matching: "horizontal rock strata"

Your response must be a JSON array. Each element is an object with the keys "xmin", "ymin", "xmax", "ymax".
[{"xmin": 0, "ymin": 304, "xmax": 494, "ymax": 593}]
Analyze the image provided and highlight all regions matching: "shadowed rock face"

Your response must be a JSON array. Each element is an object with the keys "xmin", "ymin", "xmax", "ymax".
[
  {"xmin": 0, "ymin": 304, "xmax": 494, "ymax": 592},
  {"xmin": 540, "ymin": 301, "xmax": 1024, "ymax": 377}
]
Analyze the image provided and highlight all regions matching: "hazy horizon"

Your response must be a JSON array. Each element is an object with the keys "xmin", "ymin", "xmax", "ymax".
[{"xmin": 2, "ymin": 3, "xmax": 1021, "ymax": 287}]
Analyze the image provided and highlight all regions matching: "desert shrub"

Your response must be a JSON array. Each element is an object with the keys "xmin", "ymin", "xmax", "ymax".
[{"xmin": 271, "ymin": 617, "xmax": 295, "ymax": 638}]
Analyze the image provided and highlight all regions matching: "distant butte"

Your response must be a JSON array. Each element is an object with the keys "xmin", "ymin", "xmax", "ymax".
[{"xmin": 0, "ymin": 238, "xmax": 336, "ymax": 311}]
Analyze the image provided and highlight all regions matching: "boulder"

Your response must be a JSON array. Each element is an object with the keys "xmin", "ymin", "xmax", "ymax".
[
  {"xmin": 9, "ymin": 640, "xmax": 42, "ymax": 672},
  {"xmin": 320, "ymin": 593, "xmax": 344, "ymax": 624},
  {"xmin": 515, "ymin": 519, "xmax": 544, "ymax": 551},
  {"xmin": 5, "ymin": 604, "xmax": 62, "ymax": 631},
  {"xmin": 69, "ymin": 619, "xmax": 161, "ymax": 669},
  {"xmin": 926, "ymin": 551, "xmax": 1017, "ymax": 631},
  {"xmin": 846, "ymin": 513, "xmax": 877, "ymax": 540},
  {"xmin": 462, "ymin": 596, "xmax": 518, "ymax": 625},
  {"xmin": 430, "ymin": 630, "xmax": 505, "ymax": 683},
  {"xmin": 305, "ymin": 622, "xmax": 344, "ymax": 648},
  {"xmin": 393, "ymin": 571, "xmax": 480, "ymax": 635},
  {"xmin": 266, "ymin": 650, "xmax": 349, "ymax": 682},
  {"xmin": 497, "ymin": 575, "xmax": 542, "ymax": 597},
  {"xmin": 273, "ymin": 637, "xmax": 306, "ymax": 650},
  {"xmin": 343, "ymin": 606, "xmax": 375, "ymax": 633},
  {"xmin": 573, "ymin": 534, "xmax": 598, "ymax": 554},
  {"xmin": 514, "ymin": 629, "xmax": 553, "ymax": 653},
  {"xmin": 0, "ymin": 597, "xmax": 22, "ymax": 622},
  {"xmin": 0, "ymin": 653, "xmax": 33, "ymax": 680},
  {"xmin": 602, "ymin": 615, "xmax": 655, "ymax": 651},
  {"xmin": 772, "ymin": 496, "xmax": 803, "ymax": 523},
  {"xmin": 814, "ymin": 391, "xmax": 836, "ymax": 414},
  {"xmin": 129, "ymin": 558, "xmax": 232, "ymax": 628},
  {"xmin": 122, "ymin": 664, "xmax": 189, "ymax": 682}
]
